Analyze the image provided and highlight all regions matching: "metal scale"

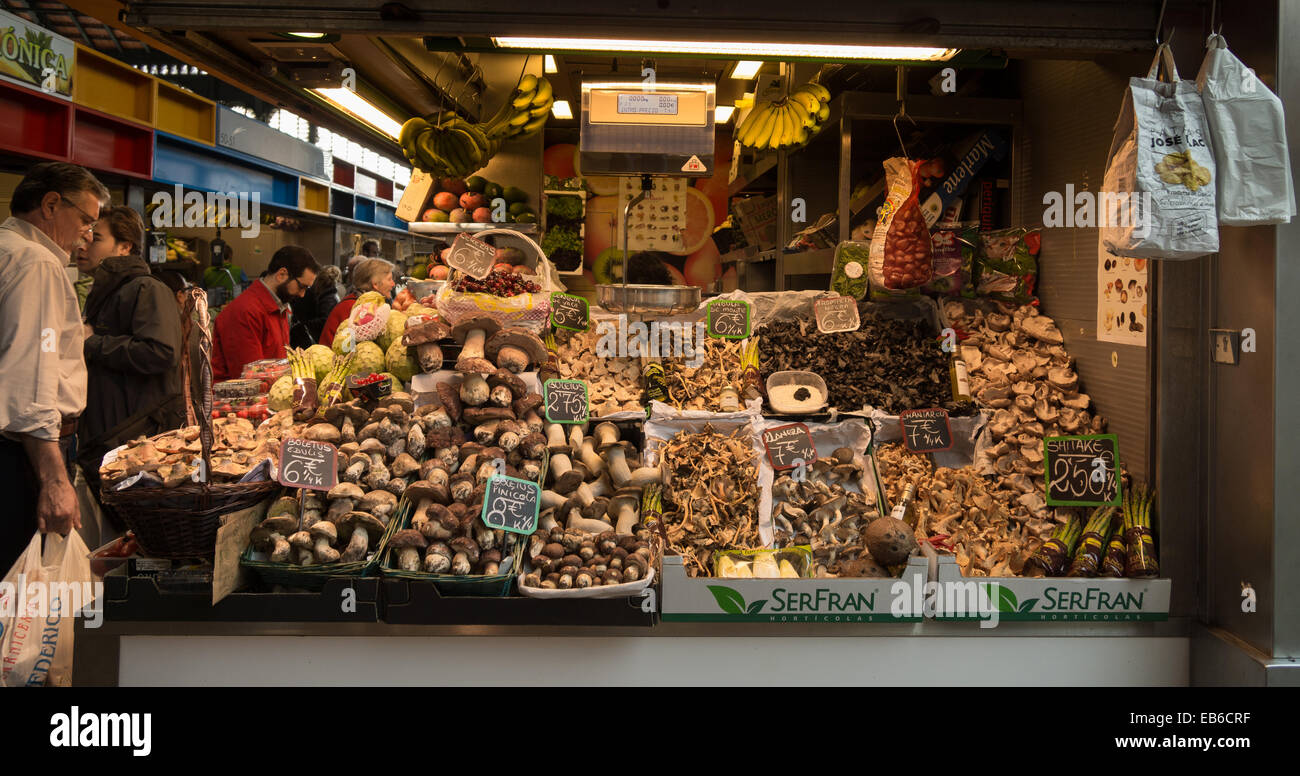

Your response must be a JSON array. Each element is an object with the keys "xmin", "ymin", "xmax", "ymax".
[{"xmin": 579, "ymin": 76, "xmax": 714, "ymax": 314}]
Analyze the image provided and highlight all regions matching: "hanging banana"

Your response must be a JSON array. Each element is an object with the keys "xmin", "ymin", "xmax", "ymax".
[{"xmin": 733, "ymin": 79, "xmax": 833, "ymax": 153}]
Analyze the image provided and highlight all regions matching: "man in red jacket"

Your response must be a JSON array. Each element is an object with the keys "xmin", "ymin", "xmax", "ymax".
[{"xmin": 212, "ymin": 245, "xmax": 319, "ymax": 381}]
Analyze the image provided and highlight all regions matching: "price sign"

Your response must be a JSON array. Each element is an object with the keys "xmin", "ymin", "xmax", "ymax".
[
  {"xmin": 550, "ymin": 292, "xmax": 589, "ymax": 331},
  {"xmin": 480, "ymin": 475, "xmax": 542, "ymax": 534},
  {"xmin": 446, "ymin": 232, "xmax": 496, "ymax": 280},
  {"xmin": 277, "ymin": 438, "xmax": 338, "ymax": 491},
  {"xmin": 1044, "ymin": 434, "xmax": 1122, "ymax": 507},
  {"xmin": 346, "ymin": 373, "xmax": 392, "ymax": 403},
  {"xmin": 814, "ymin": 294, "xmax": 861, "ymax": 334},
  {"xmin": 543, "ymin": 379, "xmax": 589, "ymax": 424},
  {"xmin": 899, "ymin": 408, "xmax": 953, "ymax": 453},
  {"xmin": 706, "ymin": 299, "xmax": 751, "ymax": 339},
  {"xmin": 761, "ymin": 423, "xmax": 818, "ymax": 471}
]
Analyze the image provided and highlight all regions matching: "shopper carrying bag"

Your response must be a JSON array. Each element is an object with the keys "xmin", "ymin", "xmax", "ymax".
[
  {"xmin": 1100, "ymin": 43, "xmax": 1219, "ymax": 259},
  {"xmin": 1196, "ymin": 33, "xmax": 1296, "ymax": 225},
  {"xmin": 0, "ymin": 531, "xmax": 97, "ymax": 687}
]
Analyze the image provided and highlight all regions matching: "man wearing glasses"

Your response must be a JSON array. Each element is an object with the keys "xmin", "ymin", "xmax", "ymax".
[
  {"xmin": 211, "ymin": 245, "xmax": 319, "ymax": 381},
  {"xmin": 0, "ymin": 162, "xmax": 110, "ymax": 570}
]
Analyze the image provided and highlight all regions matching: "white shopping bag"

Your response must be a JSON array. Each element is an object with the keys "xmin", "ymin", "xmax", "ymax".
[
  {"xmin": 0, "ymin": 531, "xmax": 97, "ymax": 687},
  {"xmin": 1101, "ymin": 44, "xmax": 1220, "ymax": 259},
  {"xmin": 1196, "ymin": 33, "xmax": 1296, "ymax": 225}
]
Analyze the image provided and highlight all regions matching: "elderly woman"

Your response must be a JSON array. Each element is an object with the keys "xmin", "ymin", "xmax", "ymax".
[{"xmin": 319, "ymin": 257, "xmax": 395, "ymax": 347}]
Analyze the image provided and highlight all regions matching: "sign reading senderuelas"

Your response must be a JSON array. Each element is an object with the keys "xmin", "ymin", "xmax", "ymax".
[{"xmin": 0, "ymin": 9, "xmax": 74, "ymax": 97}]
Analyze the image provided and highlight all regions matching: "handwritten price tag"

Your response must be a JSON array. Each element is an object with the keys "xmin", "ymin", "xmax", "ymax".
[
  {"xmin": 277, "ymin": 438, "xmax": 338, "ymax": 491},
  {"xmin": 814, "ymin": 294, "xmax": 861, "ymax": 334},
  {"xmin": 481, "ymin": 475, "xmax": 541, "ymax": 534},
  {"xmin": 446, "ymin": 233, "xmax": 496, "ymax": 280},
  {"xmin": 1044, "ymin": 434, "xmax": 1122, "ymax": 506},
  {"xmin": 899, "ymin": 408, "xmax": 953, "ymax": 453},
  {"xmin": 543, "ymin": 379, "xmax": 589, "ymax": 424},
  {"xmin": 761, "ymin": 423, "xmax": 817, "ymax": 471},
  {"xmin": 550, "ymin": 292, "xmax": 589, "ymax": 331},
  {"xmin": 706, "ymin": 299, "xmax": 751, "ymax": 339}
]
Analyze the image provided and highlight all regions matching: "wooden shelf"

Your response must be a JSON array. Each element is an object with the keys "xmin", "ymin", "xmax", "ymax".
[
  {"xmin": 73, "ymin": 45, "xmax": 153, "ymax": 125},
  {"xmin": 71, "ymin": 106, "xmax": 153, "ymax": 178},
  {"xmin": 299, "ymin": 178, "xmax": 329, "ymax": 214},
  {"xmin": 154, "ymin": 81, "xmax": 215, "ymax": 145},
  {"xmin": 0, "ymin": 81, "xmax": 71, "ymax": 160}
]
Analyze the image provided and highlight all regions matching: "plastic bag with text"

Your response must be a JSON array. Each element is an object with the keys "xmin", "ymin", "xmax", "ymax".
[{"xmin": 0, "ymin": 531, "xmax": 96, "ymax": 687}]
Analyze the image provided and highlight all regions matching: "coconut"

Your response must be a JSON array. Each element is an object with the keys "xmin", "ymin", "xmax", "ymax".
[{"xmin": 864, "ymin": 517, "xmax": 918, "ymax": 566}]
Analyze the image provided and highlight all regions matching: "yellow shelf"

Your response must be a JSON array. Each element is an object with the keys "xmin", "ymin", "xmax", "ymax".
[
  {"xmin": 73, "ymin": 45, "xmax": 153, "ymax": 125},
  {"xmin": 154, "ymin": 81, "xmax": 216, "ymax": 145},
  {"xmin": 299, "ymin": 179, "xmax": 330, "ymax": 213}
]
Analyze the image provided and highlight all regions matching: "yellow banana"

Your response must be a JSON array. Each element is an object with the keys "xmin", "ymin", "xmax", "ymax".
[
  {"xmin": 817, "ymin": 104, "xmax": 830, "ymax": 121},
  {"xmin": 511, "ymin": 90, "xmax": 536, "ymax": 109},
  {"xmin": 786, "ymin": 97, "xmax": 813, "ymax": 130},
  {"xmin": 752, "ymin": 104, "xmax": 780, "ymax": 149},
  {"xmin": 530, "ymin": 77, "xmax": 553, "ymax": 107},
  {"xmin": 508, "ymin": 110, "xmax": 532, "ymax": 128},
  {"xmin": 789, "ymin": 89, "xmax": 821, "ymax": 115},
  {"xmin": 769, "ymin": 104, "xmax": 792, "ymax": 149},
  {"xmin": 528, "ymin": 101, "xmax": 552, "ymax": 118},
  {"xmin": 519, "ymin": 114, "xmax": 548, "ymax": 136},
  {"xmin": 738, "ymin": 101, "xmax": 772, "ymax": 147},
  {"xmin": 398, "ymin": 118, "xmax": 428, "ymax": 154},
  {"xmin": 517, "ymin": 73, "xmax": 538, "ymax": 94},
  {"xmin": 804, "ymin": 82, "xmax": 831, "ymax": 102}
]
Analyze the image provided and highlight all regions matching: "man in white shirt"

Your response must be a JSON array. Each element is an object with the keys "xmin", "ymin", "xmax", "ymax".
[{"xmin": 0, "ymin": 162, "xmax": 109, "ymax": 570}]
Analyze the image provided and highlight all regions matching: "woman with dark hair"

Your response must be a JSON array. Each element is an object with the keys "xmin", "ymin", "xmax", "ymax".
[
  {"xmin": 290, "ymin": 264, "xmax": 342, "ymax": 348},
  {"xmin": 77, "ymin": 206, "xmax": 185, "ymax": 500}
]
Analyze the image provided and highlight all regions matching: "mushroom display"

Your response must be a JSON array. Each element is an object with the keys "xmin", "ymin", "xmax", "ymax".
[
  {"xmin": 521, "ymin": 529, "xmax": 654, "ymax": 590},
  {"xmin": 485, "ymin": 328, "xmax": 547, "ymax": 373},
  {"xmin": 660, "ymin": 424, "xmax": 761, "ymax": 577},
  {"xmin": 769, "ymin": 448, "xmax": 886, "ymax": 577},
  {"xmin": 662, "ymin": 338, "xmax": 748, "ymax": 412},
  {"xmin": 402, "ymin": 317, "xmax": 451, "ymax": 372},
  {"xmin": 553, "ymin": 327, "xmax": 644, "ymax": 416},
  {"xmin": 452, "ymin": 316, "xmax": 501, "ymax": 374},
  {"xmin": 101, "ymin": 415, "xmax": 280, "ymax": 488},
  {"xmin": 757, "ymin": 314, "xmax": 972, "ymax": 415}
]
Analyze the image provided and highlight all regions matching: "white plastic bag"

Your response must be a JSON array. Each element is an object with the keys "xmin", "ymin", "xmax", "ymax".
[
  {"xmin": 1101, "ymin": 44, "xmax": 1219, "ymax": 259},
  {"xmin": 1196, "ymin": 34, "xmax": 1296, "ymax": 225},
  {"xmin": 0, "ymin": 531, "xmax": 96, "ymax": 687}
]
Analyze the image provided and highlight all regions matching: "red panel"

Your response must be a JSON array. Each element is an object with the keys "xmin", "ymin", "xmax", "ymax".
[
  {"xmin": 0, "ymin": 81, "xmax": 71, "ymax": 160},
  {"xmin": 375, "ymin": 179, "xmax": 394, "ymax": 202},
  {"xmin": 72, "ymin": 107, "xmax": 153, "ymax": 178},
  {"xmin": 333, "ymin": 159, "xmax": 354, "ymax": 188}
]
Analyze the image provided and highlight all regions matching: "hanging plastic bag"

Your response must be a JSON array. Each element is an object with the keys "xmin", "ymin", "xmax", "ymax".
[
  {"xmin": 870, "ymin": 157, "xmax": 934, "ymax": 289},
  {"xmin": 0, "ymin": 531, "xmax": 97, "ymax": 687},
  {"xmin": 1100, "ymin": 43, "xmax": 1219, "ymax": 259},
  {"xmin": 1196, "ymin": 34, "xmax": 1296, "ymax": 225}
]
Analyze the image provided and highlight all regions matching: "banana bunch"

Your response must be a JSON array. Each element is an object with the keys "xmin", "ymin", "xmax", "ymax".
[
  {"xmin": 399, "ymin": 73, "xmax": 554, "ymax": 178},
  {"xmin": 735, "ymin": 80, "xmax": 832, "ymax": 152}
]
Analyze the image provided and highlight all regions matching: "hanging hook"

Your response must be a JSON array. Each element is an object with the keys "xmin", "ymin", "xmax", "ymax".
[
  {"xmin": 1155, "ymin": 0, "xmax": 1169, "ymax": 45},
  {"xmin": 893, "ymin": 65, "xmax": 915, "ymax": 158}
]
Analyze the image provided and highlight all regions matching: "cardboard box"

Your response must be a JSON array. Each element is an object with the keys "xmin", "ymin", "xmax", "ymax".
[
  {"xmin": 396, "ymin": 169, "xmax": 437, "ymax": 223},
  {"xmin": 659, "ymin": 555, "xmax": 929, "ymax": 623}
]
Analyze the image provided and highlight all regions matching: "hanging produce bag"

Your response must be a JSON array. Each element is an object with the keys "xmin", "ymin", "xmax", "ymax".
[
  {"xmin": 870, "ymin": 157, "xmax": 934, "ymax": 290},
  {"xmin": 1100, "ymin": 43, "xmax": 1219, "ymax": 259},
  {"xmin": 0, "ymin": 532, "xmax": 96, "ymax": 687},
  {"xmin": 1196, "ymin": 34, "xmax": 1296, "ymax": 225}
]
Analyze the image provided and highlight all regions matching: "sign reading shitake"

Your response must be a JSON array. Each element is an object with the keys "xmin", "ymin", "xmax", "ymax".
[
  {"xmin": 899, "ymin": 408, "xmax": 953, "ymax": 453},
  {"xmin": 1043, "ymin": 434, "xmax": 1122, "ymax": 507},
  {"xmin": 277, "ymin": 438, "xmax": 338, "ymax": 491},
  {"xmin": 761, "ymin": 423, "xmax": 818, "ymax": 471},
  {"xmin": 814, "ymin": 293, "xmax": 861, "ymax": 334},
  {"xmin": 707, "ymin": 299, "xmax": 751, "ymax": 339},
  {"xmin": 446, "ymin": 232, "xmax": 497, "ymax": 280},
  {"xmin": 549, "ymin": 292, "xmax": 589, "ymax": 331},
  {"xmin": 481, "ymin": 474, "xmax": 542, "ymax": 534},
  {"xmin": 543, "ymin": 378, "xmax": 589, "ymax": 424}
]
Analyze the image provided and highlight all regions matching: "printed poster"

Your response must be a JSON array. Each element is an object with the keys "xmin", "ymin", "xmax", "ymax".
[
  {"xmin": 1097, "ymin": 241, "xmax": 1148, "ymax": 346},
  {"xmin": 0, "ymin": 9, "xmax": 74, "ymax": 97},
  {"xmin": 618, "ymin": 176, "xmax": 687, "ymax": 253}
]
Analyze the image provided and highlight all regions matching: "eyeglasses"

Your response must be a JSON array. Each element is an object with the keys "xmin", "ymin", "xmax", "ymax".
[{"xmin": 60, "ymin": 197, "xmax": 98, "ymax": 233}]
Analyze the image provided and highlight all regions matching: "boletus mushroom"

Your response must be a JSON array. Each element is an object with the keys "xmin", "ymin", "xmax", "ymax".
[
  {"xmin": 340, "ymin": 511, "xmax": 387, "ymax": 563},
  {"xmin": 403, "ymin": 318, "xmax": 451, "ymax": 373},
  {"xmin": 389, "ymin": 529, "xmax": 427, "ymax": 572},
  {"xmin": 485, "ymin": 327, "xmax": 547, "ymax": 373},
  {"xmin": 453, "ymin": 316, "xmax": 502, "ymax": 374}
]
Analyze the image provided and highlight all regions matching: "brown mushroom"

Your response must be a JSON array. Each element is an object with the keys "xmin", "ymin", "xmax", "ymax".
[
  {"xmin": 435, "ymin": 382, "xmax": 463, "ymax": 423},
  {"xmin": 340, "ymin": 511, "xmax": 387, "ymax": 563},
  {"xmin": 485, "ymin": 328, "xmax": 547, "ymax": 373},
  {"xmin": 389, "ymin": 529, "xmax": 427, "ymax": 571},
  {"xmin": 403, "ymin": 319, "xmax": 451, "ymax": 373}
]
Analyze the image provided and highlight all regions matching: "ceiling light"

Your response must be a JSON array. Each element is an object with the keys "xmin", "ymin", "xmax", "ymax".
[
  {"xmin": 287, "ymin": 32, "xmax": 326, "ymax": 39},
  {"xmin": 715, "ymin": 105, "xmax": 735, "ymax": 123},
  {"xmin": 551, "ymin": 100, "xmax": 573, "ymax": 120},
  {"xmin": 493, "ymin": 37, "xmax": 958, "ymax": 62},
  {"xmin": 730, "ymin": 61, "xmax": 762, "ymax": 80},
  {"xmin": 544, "ymin": 54, "xmax": 558, "ymax": 73},
  {"xmin": 312, "ymin": 87, "xmax": 403, "ymax": 139}
]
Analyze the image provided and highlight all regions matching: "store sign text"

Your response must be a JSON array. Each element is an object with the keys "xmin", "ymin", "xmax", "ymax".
[
  {"xmin": 1041, "ymin": 586, "xmax": 1144, "ymax": 612},
  {"xmin": 768, "ymin": 587, "xmax": 875, "ymax": 614}
]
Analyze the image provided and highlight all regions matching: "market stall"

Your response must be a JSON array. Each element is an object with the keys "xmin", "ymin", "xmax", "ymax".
[{"xmin": 17, "ymin": 0, "xmax": 1291, "ymax": 686}]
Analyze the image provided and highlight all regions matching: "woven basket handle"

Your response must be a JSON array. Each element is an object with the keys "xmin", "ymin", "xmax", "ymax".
[{"xmin": 182, "ymin": 288, "xmax": 214, "ymax": 484}]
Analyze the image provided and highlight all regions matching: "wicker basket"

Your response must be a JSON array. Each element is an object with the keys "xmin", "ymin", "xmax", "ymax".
[
  {"xmin": 241, "ymin": 496, "xmax": 405, "ymax": 591},
  {"xmin": 99, "ymin": 289, "xmax": 278, "ymax": 559}
]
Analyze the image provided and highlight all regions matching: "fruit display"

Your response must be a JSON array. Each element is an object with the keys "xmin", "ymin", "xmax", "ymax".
[
  {"xmin": 399, "ymin": 72, "xmax": 553, "ymax": 179},
  {"xmin": 451, "ymin": 269, "xmax": 541, "ymax": 297},
  {"xmin": 660, "ymin": 425, "xmax": 762, "ymax": 577},
  {"xmin": 735, "ymin": 80, "xmax": 832, "ymax": 152},
  {"xmin": 420, "ymin": 175, "xmax": 535, "ymax": 225}
]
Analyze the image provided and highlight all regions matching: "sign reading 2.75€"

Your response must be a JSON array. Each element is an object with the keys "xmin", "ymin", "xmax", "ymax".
[{"xmin": 543, "ymin": 379, "xmax": 589, "ymax": 424}]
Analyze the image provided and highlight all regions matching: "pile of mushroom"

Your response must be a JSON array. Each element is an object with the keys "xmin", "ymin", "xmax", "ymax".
[
  {"xmin": 444, "ymin": 316, "xmax": 548, "ymax": 376},
  {"xmin": 663, "ymin": 338, "xmax": 746, "ymax": 411},
  {"xmin": 535, "ymin": 421, "xmax": 660, "ymax": 536},
  {"xmin": 250, "ymin": 486, "xmax": 396, "ymax": 566},
  {"xmin": 661, "ymin": 424, "xmax": 762, "ymax": 577},
  {"xmin": 552, "ymin": 327, "xmax": 643, "ymax": 415},
  {"xmin": 522, "ymin": 530, "xmax": 654, "ymax": 589},
  {"xmin": 101, "ymin": 415, "xmax": 279, "ymax": 488},
  {"xmin": 942, "ymin": 300, "xmax": 1108, "ymax": 487},
  {"xmin": 875, "ymin": 442, "xmax": 1059, "ymax": 577},
  {"xmin": 770, "ymin": 448, "xmax": 886, "ymax": 577}
]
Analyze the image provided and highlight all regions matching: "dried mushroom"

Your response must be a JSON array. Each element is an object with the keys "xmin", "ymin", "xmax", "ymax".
[{"xmin": 660, "ymin": 425, "xmax": 761, "ymax": 576}]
